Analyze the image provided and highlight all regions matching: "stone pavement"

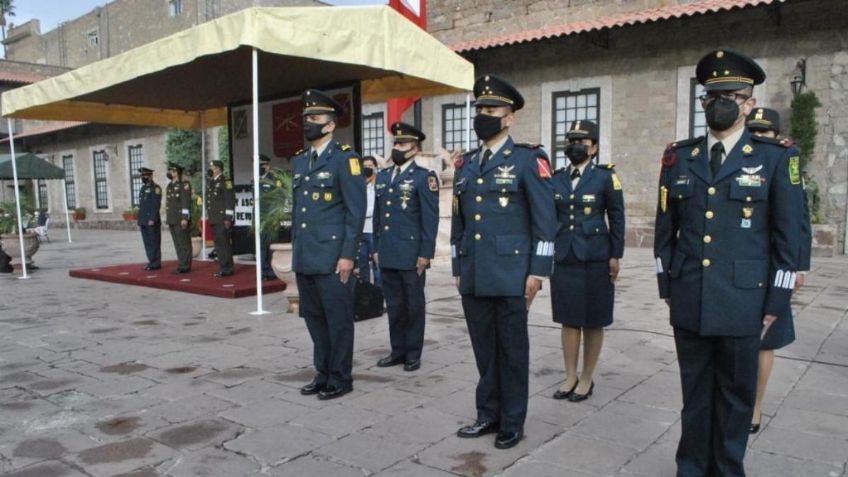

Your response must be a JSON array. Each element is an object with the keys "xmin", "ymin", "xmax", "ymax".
[{"xmin": 1, "ymin": 230, "xmax": 846, "ymax": 477}]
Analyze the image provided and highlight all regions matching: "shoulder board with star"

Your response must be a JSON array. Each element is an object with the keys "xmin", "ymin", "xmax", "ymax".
[
  {"xmin": 514, "ymin": 142, "xmax": 544, "ymax": 149},
  {"xmin": 340, "ymin": 144, "xmax": 352, "ymax": 152},
  {"xmin": 751, "ymin": 135, "xmax": 795, "ymax": 148},
  {"xmin": 668, "ymin": 136, "xmax": 703, "ymax": 150},
  {"xmin": 600, "ymin": 163, "xmax": 615, "ymax": 170},
  {"xmin": 294, "ymin": 148, "xmax": 304, "ymax": 156}
]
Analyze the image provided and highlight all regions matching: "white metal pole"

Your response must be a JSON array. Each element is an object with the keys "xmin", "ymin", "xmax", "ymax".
[
  {"xmin": 200, "ymin": 115, "xmax": 208, "ymax": 260},
  {"xmin": 465, "ymin": 93, "xmax": 471, "ymax": 151},
  {"xmin": 61, "ymin": 178, "xmax": 72, "ymax": 243},
  {"xmin": 7, "ymin": 118, "xmax": 29, "ymax": 279},
  {"xmin": 249, "ymin": 48, "xmax": 268, "ymax": 316}
]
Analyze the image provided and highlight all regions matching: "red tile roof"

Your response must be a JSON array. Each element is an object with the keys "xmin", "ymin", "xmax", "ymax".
[
  {"xmin": 452, "ymin": 0, "xmax": 781, "ymax": 52},
  {"xmin": 0, "ymin": 71, "xmax": 50, "ymax": 85}
]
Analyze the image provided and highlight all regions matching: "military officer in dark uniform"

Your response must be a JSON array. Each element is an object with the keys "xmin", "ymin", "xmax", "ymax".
[
  {"xmin": 373, "ymin": 122, "xmax": 440, "ymax": 372},
  {"xmin": 291, "ymin": 89, "xmax": 366, "ymax": 400},
  {"xmin": 745, "ymin": 108, "xmax": 812, "ymax": 434},
  {"xmin": 258, "ymin": 154, "xmax": 278, "ymax": 280},
  {"xmin": 165, "ymin": 162, "xmax": 193, "ymax": 274},
  {"xmin": 137, "ymin": 167, "xmax": 162, "ymax": 271},
  {"xmin": 654, "ymin": 50, "xmax": 804, "ymax": 477},
  {"xmin": 207, "ymin": 159, "xmax": 236, "ymax": 277},
  {"xmin": 452, "ymin": 75, "xmax": 557, "ymax": 450},
  {"xmin": 550, "ymin": 120, "xmax": 625, "ymax": 402}
]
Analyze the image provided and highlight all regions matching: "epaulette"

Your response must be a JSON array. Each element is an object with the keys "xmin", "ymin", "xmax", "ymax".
[
  {"xmin": 668, "ymin": 136, "xmax": 703, "ymax": 150},
  {"xmin": 456, "ymin": 148, "xmax": 479, "ymax": 169},
  {"xmin": 514, "ymin": 142, "xmax": 544, "ymax": 149},
  {"xmin": 599, "ymin": 163, "xmax": 615, "ymax": 170},
  {"xmin": 340, "ymin": 144, "xmax": 352, "ymax": 152},
  {"xmin": 294, "ymin": 148, "xmax": 304, "ymax": 156},
  {"xmin": 751, "ymin": 135, "xmax": 795, "ymax": 148}
]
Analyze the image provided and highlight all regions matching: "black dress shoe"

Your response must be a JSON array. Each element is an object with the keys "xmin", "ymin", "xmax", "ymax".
[
  {"xmin": 749, "ymin": 423, "xmax": 760, "ymax": 434},
  {"xmin": 172, "ymin": 269, "xmax": 190, "ymax": 275},
  {"xmin": 300, "ymin": 381, "xmax": 326, "ymax": 395},
  {"xmin": 377, "ymin": 355, "xmax": 404, "ymax": 367},
  {"xmin": 494, "ymin": 431, "xmax": 523, "ymax": 449},
  {"xmin": 553, "ymin": 381, "xmax": 578, "ymax": 400},
  {"xmin": 148, "ymin": 265, "xmax": 161, "ymax": 271},
  {"xmin": 144, "ymin": 265, "xmax": 152, "ymax": 271},
  {"xmin": 403, "ymin": 360, "xmax": 421, "ymax": 372},
  {"xmin": 317, "ymin": 384, "xmax": 353, "ymax": 400},
  {"xmin": 457, "ymin": 421, "xmax": 499, "ymax": 438},
  {"xmin": 568, "ymin": 381, "xmax": 594, "ymax": 402},
  {"xmin": 214, "ymin": 271, "xmax": 233, "ymax": 278}
]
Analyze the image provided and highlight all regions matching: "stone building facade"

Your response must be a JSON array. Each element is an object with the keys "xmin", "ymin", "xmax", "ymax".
[{"xmin": 410, "ymin": 0, "xmax": 848, "ymax": 254}]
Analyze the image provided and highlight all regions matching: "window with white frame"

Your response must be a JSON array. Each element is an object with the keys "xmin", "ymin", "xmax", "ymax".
[
  {"xmin": 361, "ymin": 112, "xmax": 385, "ymax": 157},
  {"xmin": 62, "ymin": 154, "xmax": 76, "ymax": 209},
  {"xmin": 442, "ymin": 103, "xmax": 476, "ymax": 153},
  {"xmin": 87, "ymin": 29, "xmax": 99, "ymax": 46},
  {"xmin": 128, "ymin": 144, "xmax": 144, "ymax": 208},
  {"xmin": 690, "ymin": 79, "xmax": 708, "ymax": 138},
  {"xmin": 551, "ymin": 88, "xmax": 600, "ymax": 170},
  {"xmin": 169, "ymin": 0, "xmax": 183, "ymax": 16},
  {"xmin": 93, "ymin": 150, "xmax": 109, "ymax": 209},
  {"xmin": 37, "ymin": 179, "xmax": 48, "ymax": 210}
]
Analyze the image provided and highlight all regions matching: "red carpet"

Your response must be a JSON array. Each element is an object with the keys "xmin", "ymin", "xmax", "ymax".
[{"xmin": 69, "ymin": 260, "xmax": 287, "ymax": 298}]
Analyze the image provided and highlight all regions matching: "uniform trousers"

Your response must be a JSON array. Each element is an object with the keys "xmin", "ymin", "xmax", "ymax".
[
  {"xmin": 381, "ymin": 268, "xmax": 426, "ymax": 361},
  {"xmin": 212, "ymin": 223, "xmax": 233, "ymax": 274},
  {"xmin": 168, "ymin": 224, "xmax": 192, "ymax": 271},
  {"xmin": 140, "ymin": 224, "xmax": 161, "ymax": 268},
  {"xmin": 461, "ymin": 295, "xmax": 529, "ymax": 433},
  {"xmin": 296, "ymin": 272, "xmax": 356, "ymax": 388},
  {"xmin": 674, "ymin": 327, "xmax": 759, "ymax": 477}
]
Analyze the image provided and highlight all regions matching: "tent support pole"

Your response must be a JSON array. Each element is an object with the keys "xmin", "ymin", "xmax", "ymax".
[
  {"xmin": 465, "ymin": 93, "xmax": 471, "ymax": 151},
  {"xmin": 7, "ymin": 118, "xmax": 29, "ymax": 280},
  {"xmin": 62, "ymin": 178, "xmax": 72, "ymax": 243},
  {"xmin": 249, "ymin": 47, "xmax": 269, "ymax": 316},
  {"xmin": 200, "ymin": 115, "xmax": 208, "ymax": 260}
]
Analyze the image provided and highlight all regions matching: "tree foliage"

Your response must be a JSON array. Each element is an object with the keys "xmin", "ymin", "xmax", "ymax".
[
  {"xmin": 789, "ymin": 91, "xmax": 823, "ymax": 224},
  {"xmin": 165, "ymin": 129, "xmax": 202, "ymax": 177}
]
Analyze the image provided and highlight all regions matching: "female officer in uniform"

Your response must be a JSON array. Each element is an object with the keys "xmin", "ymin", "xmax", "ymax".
[
  {"xmin": 550, "ymin": 120, "xmax": 625, "ymax": 402},
  {"xmin": 746, "ymin": 108, "xmax": 811, "ymax": 433}
]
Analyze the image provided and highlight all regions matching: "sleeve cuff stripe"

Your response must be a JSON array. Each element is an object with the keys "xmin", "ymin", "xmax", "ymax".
[
  {"xmin": 181, "ymin": 209, "xmax": 189, "ymax": 214},
  {"xmin": 655, "ymin": 257, "xmax": 664, "ymax": 274},
  {"xmin": 451, "ymin": 245, "xmax": 457, "ymax": 259},
  {"xmin": 774, "ymin": 270, "xmax": 797, "ymax": 289},
  {"xmin": 225, "ymin": 210, "xmax": 234, "ymax": 214}
]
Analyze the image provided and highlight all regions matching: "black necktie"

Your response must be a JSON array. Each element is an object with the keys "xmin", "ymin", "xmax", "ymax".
[
  {"xmin": 481, "ymin": 149, "xmax": 492, "ymax": 169},
  {"xmin": 710, "ymin": 143, "xmax": 724, "ymax": 177},
  {"xmin": 571, "ymin": 168, "xmax": 581, "ymax": 181},
  {"xmin": 309, "ymin": 151, "xmax": 318, "ymax": 170},
  {"xmin": 393, "ymin": 166, "xmax": 401, "ymax": 181}
]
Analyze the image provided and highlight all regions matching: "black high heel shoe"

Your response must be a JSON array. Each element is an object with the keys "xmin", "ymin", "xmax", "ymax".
[
  {"xmin": 568, "ymin": 381, "xmax": 594, "ymax": 402},
  {"xmin": 750, "ymin": 411, "xmax": 762, "ymax": 434},
  {"xmin": 553, "ymin": 381, "xmax": 578, "ymax": 400}
]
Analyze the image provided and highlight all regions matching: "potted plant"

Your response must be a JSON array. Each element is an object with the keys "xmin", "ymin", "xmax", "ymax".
[
  {"xmin": 122, "ymin": 207, "xmax": 139, "ymax": 222},
  {"xmin": 0, "ymin": 201, "xmax": 40, "ymax": 267},
  {"xmin": 254, "ymin": 170, "xmax": 297, "ymax": 312},
  {"xmin": 73, "ymin": 207, "xmax": 87, "ymax": 222}
]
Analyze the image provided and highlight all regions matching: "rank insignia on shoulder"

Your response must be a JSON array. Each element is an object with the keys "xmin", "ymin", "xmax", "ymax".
[
  {"xmin": 536, "ymin": 157, "xmax": 552, "ymax": 179},
  {"xmin": 742, "ymin": 144, "xmax": 753, "ymax": 155},
  {"xmin": 349, "ymin": 158, "xmax": 361, "ymax": 176},
  {"xmin": 428, "ymin": 175, "xmax": 439, "ymax": 192},
  {"xmin": 601, "ymin": 163, "xmax": 615, "ymax": 170},
  {"xmin": 294, "ymin": 149, "xmax": 304, "ymax": 156},
  {"xmin": 789, "ymin": 156, "xmax": 801, "ymax": 185},
  {"xmin": 340, "ymin": 144, "xmax": 352, "ymax": 152},
  {"xmin": 225, "ymin": 181, "xmax": 233, "ymax": 190},
  {"xmin": 503, "ymin": 149, "xmax": 512, "ymax": 156},
  {"xmin": 691, "ymin": 147, "xmax": 700, "ymax": 157},
  {"xmin": 612, "ymin": 173, "xmax": 623, "ymax": 191}
]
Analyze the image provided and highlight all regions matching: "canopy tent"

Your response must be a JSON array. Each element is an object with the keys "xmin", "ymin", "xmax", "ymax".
[{"xmin": 1, "ymin": 5, "xmax": 474, "ymax": 311}]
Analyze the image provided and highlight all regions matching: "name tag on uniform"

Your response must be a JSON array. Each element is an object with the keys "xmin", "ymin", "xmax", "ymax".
[
  {"xmin": 317, "ymin": 171, "xmax": 332, "ymax": 180},
  {"xmin": 294, "ymin": 173, "xmax": 301, "ymax": 179},
  {"xmin": 674, "ymin": 176, "xmax": 690, "ymax": 186},
  {"xmin": 582, "ymin": 194, "xmax": 596, "ymax": 203},
  {"xmin": 376, "ymin": 183, "xmax": 386, "ymax": 190},
  {"xmin": 736, "ymin": 174, "xmax": 762, "ymax": 187}
]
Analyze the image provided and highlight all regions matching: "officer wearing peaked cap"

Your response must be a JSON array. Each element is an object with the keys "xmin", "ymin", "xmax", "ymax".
[
  {"xmin": 549, "ymin": 120, "xmax": 624, "ymax": 403},
  {"xmin": 257, "ymin": 155, "xmax": 277, "ymax": 280},
  {"xmin": 207, "ymin": 159, "xmax": 236, "ymax": 277},
  {"xmin": 292, "ymin": 88, "xmax": 366, "ymax": 401},
  {"xmin": 137, "ymin": 167, "xmax": 162, "ymax": 271},
  {"xmin": 654, "ymin": 50, "xmax": 804, "ymax": 477},
  {"xmin": 165, "ymin": 162, "xmax": 193, "ymax": 274},
  {"xmin": 746, "ymin": 107, "xmax": 781, "ymax": 135},
  {"xmin": 452, "ymin": 74, "xmax": 557, "ymax": 450},
  {"xmin": 373, "ymin": 122, "xmax": 439, "ymax": 372}
]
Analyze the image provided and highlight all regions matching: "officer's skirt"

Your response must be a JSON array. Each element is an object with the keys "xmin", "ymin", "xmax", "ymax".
[
  {"xmin": 550, "ymin": 252, "xmax": 613, "ymax": 328},
  {"xmin": 761, "ymin": 305, "xmax": 795, "ymax": 350}
]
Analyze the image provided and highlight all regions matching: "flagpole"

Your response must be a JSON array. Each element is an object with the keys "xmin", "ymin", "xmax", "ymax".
[
  {"xmin": 7, "ymin": 118, "xmax": 29, "ymax": 279},
  {"xmin": 249, "ymin": 47, "xmax": 269, "ymax": 316}
]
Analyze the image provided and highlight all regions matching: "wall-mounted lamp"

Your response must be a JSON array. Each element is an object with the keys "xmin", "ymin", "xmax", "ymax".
[{"xmin": 791, "ymin": 58, "xmax": 806, "ymax": 98}]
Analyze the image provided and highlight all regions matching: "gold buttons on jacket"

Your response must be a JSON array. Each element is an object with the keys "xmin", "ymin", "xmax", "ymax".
[
  {"xmin": 708, "ymin": 187, "xmax": 716, "ymax": 195},
  {"xmin": 569, "ymin": 215, "xmax": 575, "ymax": 220},
  {"xmin": 705, "ymin": 211, "xmax": 714, "ymax": 219},
  {"xmin": 384, "ymin": 225, "xmax": 390, "ymax": 230},
  {"xmin": 476, "ymin": 196, "xmax": 482, "ymax": 203},
  {"xmin": 387, "ymin": 201, "xmax": 392, "ymax": 205},
  {"xmin": 385, "ymin": 213, "xmax": 390, "ymax": 218},
  {"xmin": 703, "ymin": 235, "xmax": 712, "ymax": 243},
  {"xmin": 569, "ymin": 194, "xmax": 575, "ymax": 200},
  {"xmin": 475, "ymin": 214, "xmax": 481, "ymax": 221},
  {"xmin": 301, "ymin": 223, "xmax": 306, "ymax": 228},
  {"xmin": 477, "ymin": 178, "xmax": 484, "ymax": 184},
  {"xmin": 301, "ymin": 207, "xmax": 306, "ymax": 212},
  {"xmin": 746, "ymin": 196, "xmax": 752, "ymax": 202},
  {"xmin": 474, "ymin": 233, "xmax": 481, "ymax": 240},
  {"xmin": 569, "ymin": 225, "xmax": 575, "ymax": 230},
  {"xmin": 702, "ymin": 258, "xmax": 711, "ymax": 267}
]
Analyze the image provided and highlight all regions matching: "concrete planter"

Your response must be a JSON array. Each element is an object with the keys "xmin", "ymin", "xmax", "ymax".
[
  {"xmin": 191, "ymin": 236, "xmax": 202, "ymax": 258},
  {"xmin": 0, "ymin": 232, "xmax": 40, "ymax": 267},
  {"xmin": 270, "ymin": 242, "xmax": 298, "ymax": 314}
]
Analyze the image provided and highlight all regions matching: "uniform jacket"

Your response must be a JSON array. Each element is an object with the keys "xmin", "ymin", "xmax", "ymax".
[
  {"xmin": 552, "ymin": 163, "xmax": 625, "ymax": 262},
  {"xmin": 291, "ymin": 139, "xmax": 366, "ymax": 275},
  {"xmin": 165, "ymin": 180, "xmax": 192, "ymax": 226},
  {"xmin": 372, "ymin": 161, "xmax": 440, "ymax": 270},
  {"xmin": 654, "ymin": 129, "xmax": 804, "ymax": 336},
  {"xmin": 450, "ymin": 137, "xmax": 557, "ymax": 297},
  {"xmin": 207, "ymin": 175, "xmax": 235, "ymax": 225},
  {"xmin": 137, "ymin": 180, "xmax": 162, "ymax": 226}
]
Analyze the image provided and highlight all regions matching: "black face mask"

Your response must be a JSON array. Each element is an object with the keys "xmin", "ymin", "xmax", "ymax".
[
  {"xmin": 473, "ymin": 113, "xmax": 504, "ymax": 141},
  {"xmin": 363, "ymin": 167, "xmax": 374, "ymax": 178},
  {"xmin": 391, "ymin": 149, "xmax": 412, "ymax": 166},
  {"xmin": 166, "ymin": 172, "xmax": 174, "ymax": 181},
  {"xmin": 303, "ymin": 121, "xmax": 328, "ymax": 141},
  {"xmin": 705, "ymin": 96, "xmax": 741, "ymax": 132},
  {"xmin": 141, "ymin": 176, "xmax": 151, "ymax": 184},
  {"xmin": 564, "ymin": 143, "xmax": 591, "ymax": 166},
  {"xmin": 260, "ymin": 166, "xmax": 269, "ymax": 175},
  {"xmin": 206, "ymin": 169, "xmax": 214, "ymax": 178}
]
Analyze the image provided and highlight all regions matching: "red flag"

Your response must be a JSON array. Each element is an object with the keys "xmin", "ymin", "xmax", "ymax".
[{"xmin": 387, "ymin": 0, "xmax": 426, "ymax": 128}]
